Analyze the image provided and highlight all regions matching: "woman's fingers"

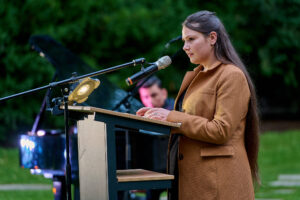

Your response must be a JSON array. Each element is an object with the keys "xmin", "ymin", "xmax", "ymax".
[
  {"xmin": 144, "ymin": 108, "xmax": 170, "ymax": 121},
  {"xmin": 136, "ymin": 107, "xmax": 152, "ymax": 116},
  {"xmin": 137, "ymin": 107, "xmax": 170, "ymax": 121}
]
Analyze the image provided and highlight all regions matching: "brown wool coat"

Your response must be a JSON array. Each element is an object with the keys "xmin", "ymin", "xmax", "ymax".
[{"xmin": 167, "ymin": 61, "xmax": 255, "ymax": 200}]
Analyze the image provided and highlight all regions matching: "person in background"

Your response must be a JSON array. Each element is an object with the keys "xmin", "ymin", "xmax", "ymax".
[
  {"xmin": 138, "ymin": 76, "xmax": 174, "ymax": 110},
  {"xmin": 137, "ymin": 10, "xmax": 260, "ymax": 200},
  {"xmin": 137, "ymin": 76, "xmax": 174, "ymax": 200}
]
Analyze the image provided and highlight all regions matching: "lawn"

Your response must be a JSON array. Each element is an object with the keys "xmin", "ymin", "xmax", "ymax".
[
  {"xmin": 255, "ymin": 130, "xmax": 300, "ymax": 199},
  {"xmin": 0, "ymin": 148, "xmax": 53, "ymax": 200},
  {"xmin": 0, "ymin": 130, "xmax": 300, "ymax": 200}
]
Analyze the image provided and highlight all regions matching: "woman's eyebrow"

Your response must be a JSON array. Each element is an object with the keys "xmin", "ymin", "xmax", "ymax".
[{"xmin": 182, "ymin": 34, "xmax": 195, "ymax": 41}]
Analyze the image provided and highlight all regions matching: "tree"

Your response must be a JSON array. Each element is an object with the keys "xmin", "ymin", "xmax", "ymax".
[{"xmin": 1, "ymin": 0, "xmax": 300, "ymax": 143}]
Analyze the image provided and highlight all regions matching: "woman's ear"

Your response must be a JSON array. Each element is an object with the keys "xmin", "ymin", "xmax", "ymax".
[{"xmin": 209, "ymin": 31, "xmax": 217, "ymax": 46}]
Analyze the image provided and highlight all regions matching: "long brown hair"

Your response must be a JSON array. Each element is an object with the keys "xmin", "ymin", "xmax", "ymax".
[{"xmin": 183, "ymin": 10, "xmax": 260, "ymax": 183}]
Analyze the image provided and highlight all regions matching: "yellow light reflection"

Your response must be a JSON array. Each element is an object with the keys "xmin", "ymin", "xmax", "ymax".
[{"xmin": 77, "ymin": 84, "xmax": 90, "ymax": 96}]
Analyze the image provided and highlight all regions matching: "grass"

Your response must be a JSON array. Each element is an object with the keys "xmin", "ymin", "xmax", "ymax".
[
  {"xmin": 0, "ymin": 130, "xmax": 300, "ymax": 199},
  {"xmin": 0, "ymin": 191, "xmax": 53, "ymax": 200},
  {"xmin": 255, "ymin": 130, "xmax": 300, "ymax": 199},
  {"xmin": 0, "ymin": 148, "xmax": 51, "ymax": 184},
  {"xmin": 0, "ymin": 148, "xmax": 53, "ymax": 200}
]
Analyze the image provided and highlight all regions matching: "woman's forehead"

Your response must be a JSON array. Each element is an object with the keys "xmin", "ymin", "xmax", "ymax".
[{"xmin": 182, "ymin": 26, "xmax": 201, "ymax": 38}]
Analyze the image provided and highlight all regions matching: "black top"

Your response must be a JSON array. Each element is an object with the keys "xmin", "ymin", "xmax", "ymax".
[
  {"xmin": 163, "ymin": 98, "xmax": 175, "ymax": 111},
  {"xmin": 168, "ymin": 90, "xmax": 186, "ymax": 200}
]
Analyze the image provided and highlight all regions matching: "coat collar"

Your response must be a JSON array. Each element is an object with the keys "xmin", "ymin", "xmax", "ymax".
[
  {"xmin": 193, "ymin": 60, "xmax": 222, "ymax": 72},
  {"xmin": 174, "ymin": 60, "xmax": 222, "ymax": 108}
]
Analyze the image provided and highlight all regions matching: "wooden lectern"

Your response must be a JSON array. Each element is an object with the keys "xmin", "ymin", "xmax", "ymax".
[{"xmin": 68, "ymin": 106, "xmax": 180, "ymax": 200}]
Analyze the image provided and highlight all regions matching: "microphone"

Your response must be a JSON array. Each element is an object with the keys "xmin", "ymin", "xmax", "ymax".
[
  {"xmin": 125, "ymin": 56, "xmax": 172, "ymax": 86},
  {"xmin": 165, "ymin": 35, "xmax": 182, "ymax": 48}
]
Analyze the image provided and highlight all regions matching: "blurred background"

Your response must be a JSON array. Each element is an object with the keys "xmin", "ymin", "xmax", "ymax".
[{"xmin": 0, "ymin": 0, "xmax": 300, "ymax": 199}]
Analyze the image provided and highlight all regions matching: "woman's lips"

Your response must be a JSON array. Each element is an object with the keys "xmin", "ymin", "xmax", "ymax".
[{"xmin": 187, "ymin": 53, "xmax": 193, "ymax": 57}]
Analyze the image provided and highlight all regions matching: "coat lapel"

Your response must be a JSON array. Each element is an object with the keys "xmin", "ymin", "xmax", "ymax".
[
  {"xmin": 174, "ymin": 67, "xmax": 200, "ymax": 107},
  {"xmin": 173, "ymin": 61, "xmax": 222, "ymax": 109}
]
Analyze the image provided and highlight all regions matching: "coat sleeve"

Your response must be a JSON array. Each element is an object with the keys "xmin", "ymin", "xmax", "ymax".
[{"xmin": 167, "ymin": 70, "xmax": 250, "ymax": 144}]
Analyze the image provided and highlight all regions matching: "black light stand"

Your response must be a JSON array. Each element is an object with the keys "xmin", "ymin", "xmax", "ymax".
[{"xmin": 62, "ymin": 87, "xmax": 72, "ymax": 200}]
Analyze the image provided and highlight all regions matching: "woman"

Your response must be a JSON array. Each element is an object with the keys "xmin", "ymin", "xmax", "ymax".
[{"xmin": 137, "ymin": 10, "xmax": 259, "ymax": 200}]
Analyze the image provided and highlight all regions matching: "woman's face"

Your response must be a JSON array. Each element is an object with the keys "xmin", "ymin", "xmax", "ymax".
[{"xmin": 182, "ymin": 26, "xmax": 214, "ymax": 65}]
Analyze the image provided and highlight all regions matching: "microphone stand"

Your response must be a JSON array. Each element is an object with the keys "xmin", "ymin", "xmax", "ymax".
[
  {"xmin": 62, "ymin": 87, "xmax": 72, "ymax": 200},
  {"xmin": 112, "ymin": 65, "xmax": 152, "ymax": 112},
  {"xmin": 0, "ymin": 58, "xmax": 145, "ymax": 102},
  {"xmin": 0, "ymin": 58, "xmax": 145, "ymax": 200}
]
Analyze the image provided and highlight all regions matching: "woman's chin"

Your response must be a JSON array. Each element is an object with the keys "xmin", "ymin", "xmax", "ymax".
[{"xmin": 190, "ymin": 59, "xmax": 200, "ymax": 65}]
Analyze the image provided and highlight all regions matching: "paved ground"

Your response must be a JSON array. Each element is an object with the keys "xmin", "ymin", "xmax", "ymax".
[
  {"xmin": 255, "ymin": 174, "xmax": 300, "ymax": 200},
  {"xmin": 270, "ymin": 174, "xmax": 300, "ymax": 187},
  {"xmin": 0, "ymin": 184, "xmax": 51, "ymax": 191}
]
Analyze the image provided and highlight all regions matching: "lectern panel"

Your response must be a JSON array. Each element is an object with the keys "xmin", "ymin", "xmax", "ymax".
[{"xmin": 77, "ymin": 114, "xmax": 109, "ymax": 200}]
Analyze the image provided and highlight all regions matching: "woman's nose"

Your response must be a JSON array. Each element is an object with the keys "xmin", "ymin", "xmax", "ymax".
[{"xmin": 183, "ymin": 42, "xmax": 189, "ymax": 51}]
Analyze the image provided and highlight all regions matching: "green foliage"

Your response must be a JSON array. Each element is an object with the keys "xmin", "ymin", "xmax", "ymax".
[
  {"xmin": 0, "ymin": 0, "xmax": 192, "ymax": 141},
  {"xmin": 1, "ymin": 0, "xmax": 300, "ymax": 141}
]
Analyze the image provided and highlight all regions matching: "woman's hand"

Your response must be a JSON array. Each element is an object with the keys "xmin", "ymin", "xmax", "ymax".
[{"xmin": 136, "ymin": 107, "xmax": 170, "ymax": 121}]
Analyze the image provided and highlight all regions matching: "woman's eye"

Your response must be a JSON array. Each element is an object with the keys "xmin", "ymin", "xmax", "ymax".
[{"xmin": 183, "ymin": 37, "xmax": 194, "ymax": 42}]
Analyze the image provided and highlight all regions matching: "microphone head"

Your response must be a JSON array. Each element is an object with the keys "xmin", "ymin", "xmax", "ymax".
[
  {"xmin": 156, "ymin": 56, "xmax": 172, "ymax": 70},
  {"xmin": 164, "ymin": 35, "xmax": 182, "ymax": 49}
]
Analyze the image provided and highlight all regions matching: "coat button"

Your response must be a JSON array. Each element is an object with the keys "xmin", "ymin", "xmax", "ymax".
[{"xmin": 179, "ymin": 153, "xmax": 184, "ymax": 160}]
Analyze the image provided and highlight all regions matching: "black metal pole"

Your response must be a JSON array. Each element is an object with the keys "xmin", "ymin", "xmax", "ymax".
[
  {"xmin": 0, "ymin": 57, "xmax": 145, "ymax": 102},
  {"xmin": 63, "ymin": 88, "xmax": 72, "ymax": 200},
  {"xmin": 0, "ymin": 84, "xmax": 51, "ymax": 102}
]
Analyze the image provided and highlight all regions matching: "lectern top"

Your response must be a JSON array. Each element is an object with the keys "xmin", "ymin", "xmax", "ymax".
[{"xmin": 65, "ymin": 105, "xmax": 181, "ymax": 128}]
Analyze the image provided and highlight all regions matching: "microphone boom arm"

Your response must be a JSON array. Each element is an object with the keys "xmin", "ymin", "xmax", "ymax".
[{"xmin": 0, "ymin": 58, "xmax": 146, "ymax": 102}]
